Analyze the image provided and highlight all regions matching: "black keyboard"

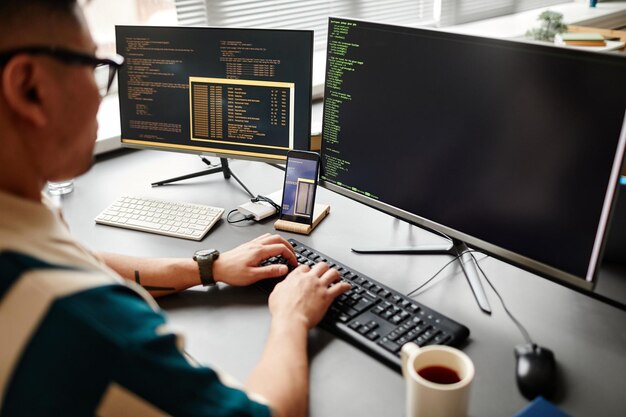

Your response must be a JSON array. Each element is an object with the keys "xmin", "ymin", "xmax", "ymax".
[{"xmin": 258, "ymin": 238, "xmax": 470, "ymax": 372}]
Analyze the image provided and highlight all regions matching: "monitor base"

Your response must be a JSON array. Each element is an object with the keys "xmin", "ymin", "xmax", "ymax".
[
  {"xmin": 352, "ymin": 240, "xmax": 492, "ymax": 314},
  {"xmin": 151, "ymin": 157, "xmax": 255, "ymax": 198}
]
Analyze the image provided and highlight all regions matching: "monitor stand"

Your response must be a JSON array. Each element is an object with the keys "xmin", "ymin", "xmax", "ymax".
[
  {"xmin": 352, "ymin": 239, "xmax": 492, "ymax": 314},
  {"xmin": 151, "ymin": 157, "xmax": 255, "ymax": 198}
]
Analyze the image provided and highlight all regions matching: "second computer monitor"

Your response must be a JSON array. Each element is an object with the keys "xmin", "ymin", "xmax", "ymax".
[
  {"xmin": 320, "ymin": 17, "xmax": 626, "ymax": 292},
  {"xmin": 115, "ymin": 26, "xmax": 313, "ymax": 162}
]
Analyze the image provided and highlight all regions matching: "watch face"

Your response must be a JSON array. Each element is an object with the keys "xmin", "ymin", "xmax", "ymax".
[{"xmin": 195, "ymin": 249, "xmax": 217, "ymax": 257}]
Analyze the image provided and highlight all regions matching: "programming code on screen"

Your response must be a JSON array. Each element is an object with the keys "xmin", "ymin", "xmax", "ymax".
[
  {"xmin": 116, "ymin": 26, "xmax": 312, "ymax": 160},
  {"xmin": 322, "ymin": 20, "xmax": 366, "ymax": 194}
]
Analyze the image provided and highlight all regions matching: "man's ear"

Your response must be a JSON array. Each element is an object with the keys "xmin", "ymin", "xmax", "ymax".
[{"xmin": 1, "ymin": 56, "xmax": 49, "ymax": 127}]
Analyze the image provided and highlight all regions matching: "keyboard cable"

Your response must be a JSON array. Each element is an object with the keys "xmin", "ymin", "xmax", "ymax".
[{"xmin": 405, "ymin": 249, "xmax": 533, "ymax": 345}]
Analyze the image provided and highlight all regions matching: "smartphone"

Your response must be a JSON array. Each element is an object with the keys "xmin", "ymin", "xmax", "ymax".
[{"xmin": 279, "ymin": 150, "xmax": 321, "ymax": 225}]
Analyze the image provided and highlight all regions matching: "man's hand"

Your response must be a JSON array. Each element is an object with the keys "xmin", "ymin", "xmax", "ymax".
[
  {"xmin": 244, "ymin": 262, "xmax": 349, "ymax": 417},
  {"xmin": 269, "ymin": 262, "xmax": 351, "ymax": 330},
  {"xmin": 212, "ymin": 233, "xmax": 298, "ymax": 286}
]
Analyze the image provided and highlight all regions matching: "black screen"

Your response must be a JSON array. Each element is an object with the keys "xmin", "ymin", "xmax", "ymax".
[
  {"xmin": 116, "ymin": 26, "xmax": 313, "ymax": 161},
  {"xmin": 321, "ymin": 18, "xmax": 626, "ymax": 287}
]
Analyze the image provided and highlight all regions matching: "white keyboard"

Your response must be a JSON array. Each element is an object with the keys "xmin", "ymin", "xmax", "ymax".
[{"xmin": 95, "ymin": 196, "xmax": 225, "ymax": 241}]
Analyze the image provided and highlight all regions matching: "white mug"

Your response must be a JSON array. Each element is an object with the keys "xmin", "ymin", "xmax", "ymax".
[{"xmin": 401, "ymin": 342, "xmax": 475, "ymax": 417}]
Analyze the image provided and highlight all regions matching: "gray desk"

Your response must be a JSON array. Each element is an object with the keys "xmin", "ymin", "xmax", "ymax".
[{"xmin": 60, "ymin": 149, "xmax": 626, "ymax": 417}]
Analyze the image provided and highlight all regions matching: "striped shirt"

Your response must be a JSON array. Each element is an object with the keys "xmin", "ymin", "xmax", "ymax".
[{"xmin": 0, "ymin": 190, "xmax": 272, "ymax": 417}]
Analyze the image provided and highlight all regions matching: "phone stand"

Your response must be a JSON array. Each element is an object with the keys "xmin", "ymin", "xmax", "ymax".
[{"xmin": 274, "ymin": 204, "xmax": 330, "ymax": 235}]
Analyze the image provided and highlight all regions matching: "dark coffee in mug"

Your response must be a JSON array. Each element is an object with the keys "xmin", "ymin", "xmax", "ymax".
[{"xmin": 417, "ymin": 365, "xmax": 461, "ymax": 384}]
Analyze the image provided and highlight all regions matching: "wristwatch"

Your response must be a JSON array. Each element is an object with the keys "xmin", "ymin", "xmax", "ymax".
[{"xmin": 193, "ymin": 249, "xmax": 220, "ymax": 286}]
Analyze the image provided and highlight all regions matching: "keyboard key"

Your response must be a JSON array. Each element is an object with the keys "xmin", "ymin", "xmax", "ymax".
[
  {"xmin": 428, "ymin": 332, "xmax": 452, "ymax": 346},
  {"xmin": 406, "ymin": 304, "xmax": 420, "ymax": 314},
  {"xmin": 379, "ymin": 337, "xmax": 400, "ymax": 353},
  {"xmin": 366, "ymin": 321, "xmax": 379, "ymax": 330},
  {"xmin": 357, "ymin": 325, "xmax": 370, "ymax": 335},
  {"xmin": 391, "ymin": 295, "xmax": 403, "ymax": 304},
  {"xmin": 337, "ymin": 313, "xmax": 351, "ymax": 323},
  {"xmin": 366, "ymin": 331, "xmax": 380, "ymax": 341},
  {"xmin": 353, "ymin": 297, "xmax": 378, "ymax": 313},
  {"xmin": 390, "ymin": 314, "xmax": 405, "ymax": 325},
  {"xmin": 348, "ymin": 321, "xmax": 362, "ymax": 330},
  {"xmin": 126, "ymin": 218, "xmax": 163, "ymax": 230},
  {"xmin": 396, "ymin": 336, "xmax": 410, "ymax": 346},
  {"xmin": 381, "ymin": 310, "xmax": 395, "ymax": 320},
  {"xmin": 372, "ymin": 305, "xmax": 387, "ymax": 315},
  {"xmin": 387, "ymin": 329, "xmax": 403, "ymax": 341},
  {"xmin": 415, "ymin": 332, "xmax": 436, "ymax": 346}
]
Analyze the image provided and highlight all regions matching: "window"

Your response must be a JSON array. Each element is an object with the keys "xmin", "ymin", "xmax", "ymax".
[
  {"xmin": 83, "ymin": 0, "xmax": 178, "ymax": 56},
  {"xmin": 438, "ymin": 0, "xmax": 569, "ymax": 26}
]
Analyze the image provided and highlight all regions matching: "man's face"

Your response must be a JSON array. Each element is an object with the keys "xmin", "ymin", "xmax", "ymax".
[{"xmin": 36, "ymin": 8, "xmax": 102, "ymax": 182}]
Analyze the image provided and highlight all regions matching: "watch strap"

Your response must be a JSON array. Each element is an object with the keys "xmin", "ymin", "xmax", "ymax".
[{"xmin": 194, "ymin": 250, "xmax": 219, "ymax": 286}]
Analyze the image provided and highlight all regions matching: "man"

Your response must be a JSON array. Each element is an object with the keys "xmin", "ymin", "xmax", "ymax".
[{"xmin": 0, "ymin": 1, "xmax": 350, "ymax": 416}]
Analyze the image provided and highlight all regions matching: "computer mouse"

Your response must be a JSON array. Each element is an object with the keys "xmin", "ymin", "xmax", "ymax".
[{"xmin": 514, "ymin": 343, "xmax": 557, "ymax": 400}]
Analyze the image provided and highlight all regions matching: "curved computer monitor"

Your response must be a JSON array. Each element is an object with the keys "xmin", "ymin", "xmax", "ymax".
[
  {"xmin": 115, "ymin": 26, "xmax": 313, "ymax": 162},
  {"xmin": 320, "ymin": 17, "xmax": 626, "ymax": 291}
]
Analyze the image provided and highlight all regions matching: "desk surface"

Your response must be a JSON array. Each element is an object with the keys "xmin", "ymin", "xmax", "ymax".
[{"xmin": 60, "ymin": 149, "xmax": 626, "ymax": 417}]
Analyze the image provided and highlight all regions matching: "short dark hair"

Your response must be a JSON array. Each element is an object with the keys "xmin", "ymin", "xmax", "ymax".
[
  {"xmin": 0, "ymin": 0, "xmax": 86, "ymax": 48},
  {"xmin": 0, "ymin": 0, "xmax": 80, "ymax": 28},
  {"xmin": 0, "ymin": 0, "xmax": 79, "ymax": 15}
]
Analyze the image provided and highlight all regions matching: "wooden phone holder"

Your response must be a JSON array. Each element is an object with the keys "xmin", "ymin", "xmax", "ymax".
[{"xmin": 274, "ymin": 204, "xmax": 330, "ymax": 235}]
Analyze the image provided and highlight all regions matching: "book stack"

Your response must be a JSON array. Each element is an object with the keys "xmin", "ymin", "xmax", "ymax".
[{"xmin": 555, "ymin": 32, "xmax": 606, "ymax": 47}]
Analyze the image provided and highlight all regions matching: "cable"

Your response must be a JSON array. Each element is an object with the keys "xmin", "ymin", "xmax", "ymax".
[
  {"xmin": 406, "ymin": 253, "xmax": 465, "ymax": 298},
  {"xmin": 228, "ymin": 194, "xmax": 280, "ymax": 226},
  {"xmin": 251, "ymin": 194, "xmax": 281, "ymax": 212},
  {"xmin": 470, "ymin": 253, "xmax": 534, "ymax": 345},
  {"xmin": 405, "ymin": 243, "xmax": 535, "ymax": 345},
  {"xmin": 226, "ymin": 209, "xmax": 255, "ymax": 224},
  {"xmin": 199, "ymin": 155, "xmax": 212, "ymax": 167},
  {"xmin": 405, "ymin": 249, "xmax": 485, "ymax": 298},
  {"xmin": 267, "ymin": 162, "xmax": 285, "ymax": 172}
]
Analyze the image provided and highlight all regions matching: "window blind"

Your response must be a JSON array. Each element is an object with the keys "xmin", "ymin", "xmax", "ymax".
[
  {"xmin": 174, "ymin": 0, "xmax": 209, "ymax": 26},
  {"xmin": 174, "ymin": 0, "xmax": 436, "ymax": 52},
  {"xmin": 176, "ymin": 0, "xmax": 576, "ymax": 33},
  {"xmin": 439, "ymin": 0, "xmax": 570, "ymax": 26}
]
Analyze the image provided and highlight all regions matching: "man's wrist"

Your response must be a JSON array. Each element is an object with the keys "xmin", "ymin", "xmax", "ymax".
[{"xmin": 271, "ymin": 312, "xmax": 311, "ymax": 333}]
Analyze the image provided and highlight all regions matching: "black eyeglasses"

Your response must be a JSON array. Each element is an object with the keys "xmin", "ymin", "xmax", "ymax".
[{"xmin": 0, "ymin": 46, "xmax": 125, "ymax": 97}]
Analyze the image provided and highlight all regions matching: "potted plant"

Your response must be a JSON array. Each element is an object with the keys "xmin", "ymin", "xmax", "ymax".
[{"xmin": 526, "ymin": 11, "xmax": 567, "ymax": 42}]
